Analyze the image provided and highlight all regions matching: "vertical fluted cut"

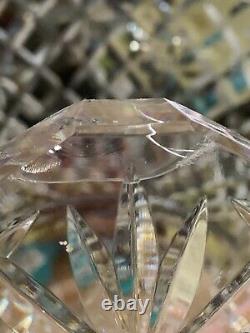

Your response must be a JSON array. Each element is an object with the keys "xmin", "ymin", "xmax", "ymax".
[
  {"xmin": 181, "ymin": 198, "xmax": 250, "ymax": 333},
  {"xmin": 131, "ymin": 184, "xmax": 159, "ymax": 333},
  {"xmin": 67, "ymin": 206, "xmax": 126, "ymax": 333},
  {"xmin": 113, "ymin": 184, "xmax": 132, "ymax": 296},
  {"xmin": 67, "ymin": 206, "xmax": 119, "ymax": 298},
  {"xmin": 154, "ymin": 198, "xmax": 208, "ymax": 333}
]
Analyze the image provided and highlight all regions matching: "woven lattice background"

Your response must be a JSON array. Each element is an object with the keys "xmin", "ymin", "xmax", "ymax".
[{"xmin": 0, "ymin": 0, "xmax": 249, "ymax": 143}]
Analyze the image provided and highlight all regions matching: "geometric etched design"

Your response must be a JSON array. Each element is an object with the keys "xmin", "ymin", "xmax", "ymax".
[
  {"xmin": 67, "ymin": 189, "xmax": 208, "ymax": 333},
  {"xmin": 0, "ymin": 99, "xmax": 248, "ymax": 332}
]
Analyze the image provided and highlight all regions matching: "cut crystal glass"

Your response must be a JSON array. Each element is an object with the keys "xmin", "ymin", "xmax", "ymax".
[{"xmin": 0, "ymin": 99, "xmax": 249, "ymax": 333}]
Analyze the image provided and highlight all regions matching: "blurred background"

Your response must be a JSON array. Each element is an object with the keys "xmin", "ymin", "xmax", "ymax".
[{"xmin": 0, "ymin": 0, "xmax": 250, "ymax": 143}]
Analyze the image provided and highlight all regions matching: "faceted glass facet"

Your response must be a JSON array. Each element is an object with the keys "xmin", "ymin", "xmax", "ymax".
[{"xmin": 0, "ymin": 99, "xmax": 249, "ymax": 333}]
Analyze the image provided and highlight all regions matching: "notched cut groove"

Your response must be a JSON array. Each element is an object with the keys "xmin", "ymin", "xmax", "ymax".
[
  {"xmin": 181, "ymin": 261, "xmax": 250, "ymax": 333},
  {"xmin": 0, "ymin": 257, "xmax": 93, "ymax": 333}
]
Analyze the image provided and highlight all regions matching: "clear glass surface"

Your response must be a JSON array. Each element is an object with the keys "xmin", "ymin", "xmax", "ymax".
[{"xmin": 0, "ymin": 99, "xmax": 249, "ymax": 333}]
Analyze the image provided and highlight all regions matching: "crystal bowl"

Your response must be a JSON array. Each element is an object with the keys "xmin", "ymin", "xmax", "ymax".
[{"xmin": 0, "ymin": 99, "xmax": 249, "ymax": 333}]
